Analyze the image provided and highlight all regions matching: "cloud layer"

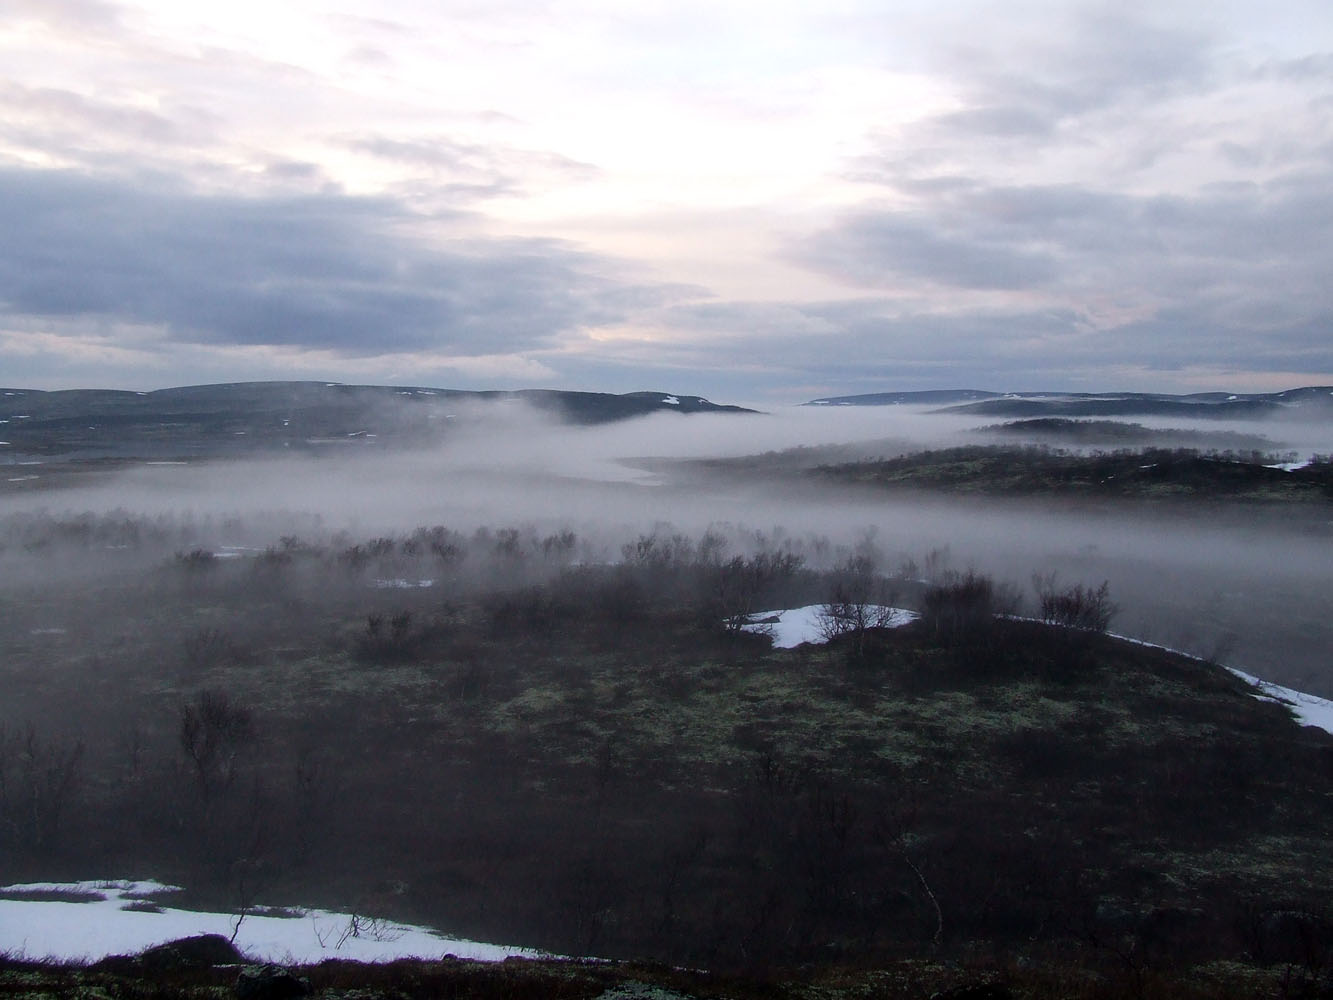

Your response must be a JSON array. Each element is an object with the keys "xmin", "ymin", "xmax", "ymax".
[
  {"xmin": 1, "ymin": 0, "xmax": 1330, "ymax": 397},
  {"xmin": 0, "ymin": 168, "xmax": 657, "ymax": 356}
]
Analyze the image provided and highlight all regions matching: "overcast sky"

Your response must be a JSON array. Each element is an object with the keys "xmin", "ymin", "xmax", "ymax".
[{"xmin": 2, "ymin": 0, "xmax": 1331, "ymax": 402}]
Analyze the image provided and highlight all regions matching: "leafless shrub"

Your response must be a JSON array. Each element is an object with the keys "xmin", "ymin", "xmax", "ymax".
[
  {"xmin": 817, "ymin": 555, "xmax": 900, "ymax": 660},
  {"xmin": 1033, "ymin": 574, "xmax": 1118, "ymax": 633},
  {"xmin": 921, "ymin": 571, "xmax": 997, "ymax": 641},
  {"xmin": 174, "ymin": 548, "xmax": 217, "ymax": 572},
  {"xmin": 0, "ymin": 723, "xmax": 85, "ymax": 854},
  {"xmin": 179, "ymin": 690, "xmax": 254, "ymax": 801},
  {"xmin": 355, "ymin": 611, "xmax": 420, "ymax": 660},
  {"xmin": 710, "ymin": 551, "xmax": 805, "ymax": 632},
  {"xmin": 182, "ymin": 626, "xmax": 236, "ymax": 670}
]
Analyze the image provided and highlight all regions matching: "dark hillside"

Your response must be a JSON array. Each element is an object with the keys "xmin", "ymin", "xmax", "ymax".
[
  {"xmin": 2, "ymin": 523, "xmax": 1331, "ymax": 976},
  {"xmin": 974, "ymin": 418, "xmax": 1276, "ymax": 451},
  {"xmin": 0, "ymin": 382, "xmax": 753, "ymax": 459},
  {"xmin": 800, "ymin": 385, "xmax": 1333, "ymax": 420},
  {"xmin": 2, "ymin": 946, "xmax": 1322, "ymax": 999},
  {"xmin": 940, "ymin": 397, "xmax": 1285, "ymax": 419},
  {"xmin": 813, "ymin": 446, "xmax": 1333, "ymax": 502}
]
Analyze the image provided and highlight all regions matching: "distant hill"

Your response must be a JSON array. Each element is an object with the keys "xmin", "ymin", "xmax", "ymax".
[
  {"xmin": 805, "ymin": 385, "xmax": 1333, "ymax": 419},
  {"xmin": 0, "ymin": 382, "xmax": 753, "ymax": 459},
  {"xmin": 805, "ymin": 389, "xmax": 1001, "ymax": 406},
  {"xmin": 811, "ymin": 444, "xmax": 1333, "ymax": 502},
  {"xmin": 974, "ymin": 417, "xmax": 1277, "ymax": 450}
]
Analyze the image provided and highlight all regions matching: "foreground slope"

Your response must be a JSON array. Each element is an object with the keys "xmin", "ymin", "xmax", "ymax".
[
  {"xmin": 3, "ymin": 533, "xmax": 1331, "ymax": 971},
  {"xmin": 2, "ymin": 945, "xmax": 1324, "ymax": 999}
]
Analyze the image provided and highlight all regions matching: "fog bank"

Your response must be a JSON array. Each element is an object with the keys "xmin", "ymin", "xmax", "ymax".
[{"xmin": 2, "ymin": 404, "xmax": 1329, "ymax": 695}]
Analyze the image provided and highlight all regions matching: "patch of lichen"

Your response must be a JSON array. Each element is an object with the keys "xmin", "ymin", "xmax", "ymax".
[{"xmin": 0, "ymin": 952, "xmax": 1320, "ymax": 1000}]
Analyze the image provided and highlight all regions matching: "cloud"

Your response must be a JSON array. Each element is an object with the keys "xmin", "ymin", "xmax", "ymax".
[
  {"xmin": 603, "ymin": 261, "xmax": 1333, "ymax": 397},
  {"xmin": 340, "ymin": 132, "xmax": 598, "ymax": 200},
  {"xmin": 794, "ymin": 211, "xmax": 1060, "ymax": 291},
  {"xmin": 0, "ymin": 82, "xmax": 190, "ymax": 146},
  {"xmin": 2, "ymin": 0, "xmax": 1330, "ymax": 398},
  {"xmin": 929, "ymin": 7, "xmax": 1216, "ymax": 135},
  {"xmin": 847, "ymin": 5, "xmax": 1324, "ymax": 196},
  {"xmin": 347, "ymin": 134, "xmax": 595, "ymax": 178},
  {"xmin": 0, "ymin": 167, "xmax": 678, "ymax": 359},
  {"xmin": 0, "ymin": 0, "xmax": 125, "ymax": 35},
  {"xmin": 789, "ymin": 164, "xmax": 1333, "ymax": 372}
]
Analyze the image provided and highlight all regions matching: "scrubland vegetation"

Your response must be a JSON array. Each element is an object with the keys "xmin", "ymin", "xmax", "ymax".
[
  {"xmin": 812, "ymin": 446, "xmax": 1333, "ymax": 502},
  {"xmin": 2, "ymin": 509, "xmax": 1332, "ymax": 998},
  {"xmin": 2, "ymin": 399, "xmax": 1331, "ymax": 998}
]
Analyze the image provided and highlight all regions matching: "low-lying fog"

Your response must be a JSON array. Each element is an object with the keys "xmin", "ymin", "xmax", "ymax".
[{"xmin": 4, "ymin": 403, "xmax": 1331, "ymax": 695}]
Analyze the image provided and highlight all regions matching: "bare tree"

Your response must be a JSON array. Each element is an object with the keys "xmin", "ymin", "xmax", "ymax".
[
  {"xmin": 921, "ymin": 571, "xmax": 997, "ymax": 641},
  {"xmin": 711, "ymin": 551, "xmax": 805, "ymax": 632},
  {"xmin": 1033, "ymin": 574, "xmax": 1118, "ymax": 633},
  {"xmin": 0, "ymin": 723, "xmax": 85, "ymax": 854},
  {"xmin": 180, "ymin": 690, "xmax": 254, "ymax": 802},
  {"xmin": 817, "ymin": 555, "xmax": 901, "ymax": 660}
]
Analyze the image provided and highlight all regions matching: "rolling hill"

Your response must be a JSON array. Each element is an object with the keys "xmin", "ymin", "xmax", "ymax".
[
  {"xmin": 804, "ymin": 385, "xmax": 1333, "ymax": 420},
  {"xmin": 0, "ymin": 382, "xmax": 754, "ymax": 459}
]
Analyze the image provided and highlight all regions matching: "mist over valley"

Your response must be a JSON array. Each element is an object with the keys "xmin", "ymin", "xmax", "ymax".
[
  {"xmin": 3, "ymin": 381, "xmax": 1333, "ymax": 993},
  {"xmin": 5, "ymin": 383, "xmax": 1330, "ymax": 695}
]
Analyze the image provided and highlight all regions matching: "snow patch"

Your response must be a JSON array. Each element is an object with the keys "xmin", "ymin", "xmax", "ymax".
[
  {"xmin": 1227, "ymin": 670, "xmax": 1333, "ymax": 734},
  {"xmin": 1103, "ymin": 631, "xmax": 1333, "ymax": 735},
  {"xmin": 212, "ymin": 545, "xmax": 260, "ymax": 560},
  {"xmin": 741, "ymin": 605, "xmax": 918, "ymax": 648},
  {"xmin": 661, "ymin": 395, "xmax": 681, "ymax": 405},
  {"xmin": 0, "ymin": 879, "xmax": 541, "ymax": 963}
]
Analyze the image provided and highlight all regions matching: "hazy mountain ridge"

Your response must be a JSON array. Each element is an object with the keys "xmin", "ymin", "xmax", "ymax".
[
  {"xmin": 0, "ymin": 382, "xmax": 753, "ymax": 459},
  {"xmin": 805, "ymin": 385, "xmax": 1333, "ymax": 419}
]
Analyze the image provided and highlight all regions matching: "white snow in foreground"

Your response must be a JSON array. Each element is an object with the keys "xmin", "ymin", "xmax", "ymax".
[
  {"xmin": 0, "ymin": 880, "xmax": 540, "ymax": 964},
  {"xmin": 1090, "ymin": 628, "xmax": 1333, "ymax": 736},
  {"xmin": 741, "ymin": 605, "xmax": 918, "ymax": 648},
  {"xmin": 1265, "ymin": 459, "xmax": 1313, "ymax": 471},
  {"xmin": 1226, "ymin": 670, "xmax": 1333, "ymax": 734}
]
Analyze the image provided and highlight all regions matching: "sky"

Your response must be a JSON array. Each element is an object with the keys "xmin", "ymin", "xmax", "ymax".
[{"xmin": 1, "ymin": 0, "xmax": 1331, "ymax": 403}]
